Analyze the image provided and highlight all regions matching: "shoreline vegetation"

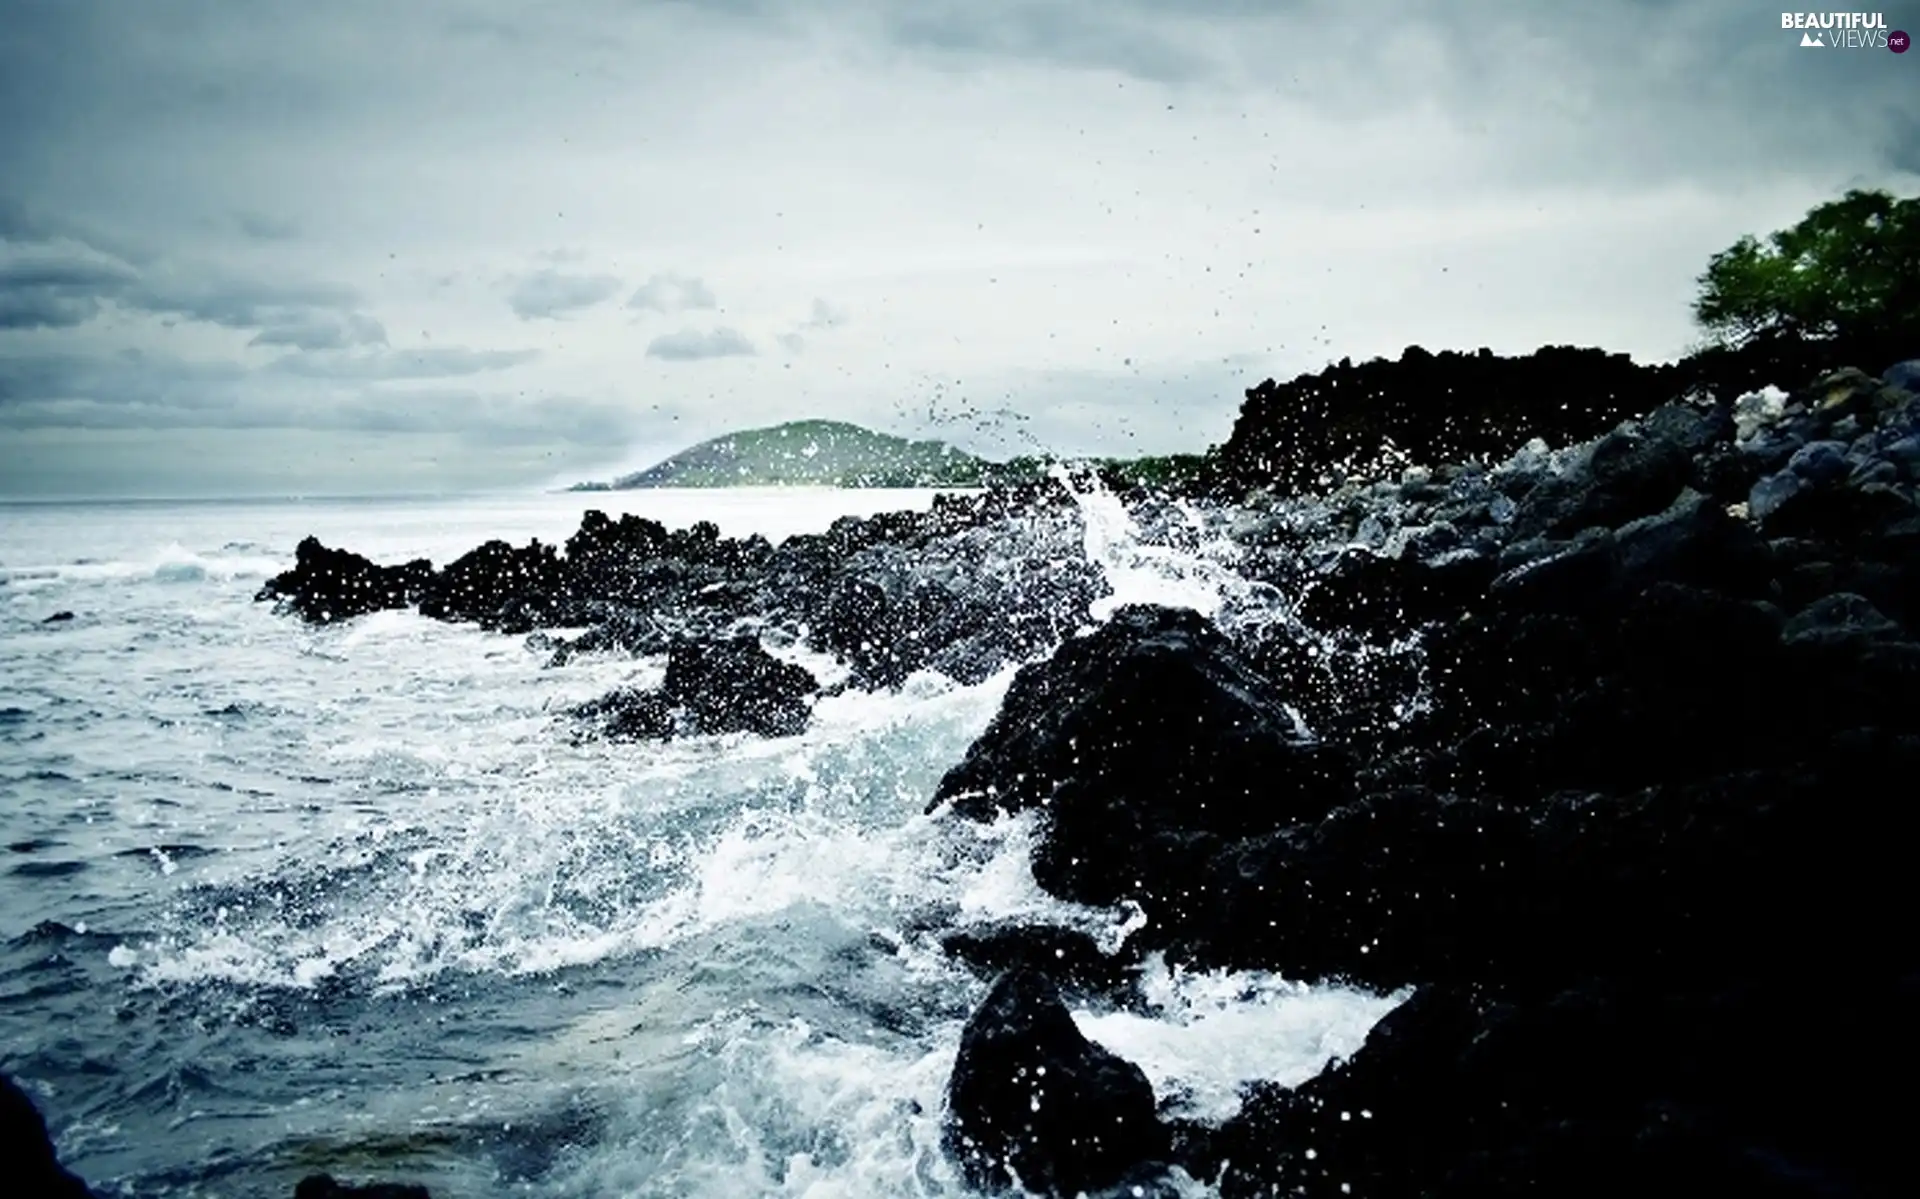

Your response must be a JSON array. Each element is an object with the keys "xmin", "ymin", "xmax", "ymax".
[{"xmin": 9, "ymin": 190, "xmax": 1917, "ymax": 1198}]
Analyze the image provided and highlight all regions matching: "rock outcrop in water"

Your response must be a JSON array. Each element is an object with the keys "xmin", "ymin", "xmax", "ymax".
[
  {"xmin": 258, "ymin": 484, "xmax": 1106, "ymax": 718},
  {"xmin": 934, "ymin": 360, "xmax": 1920, "ymax": 1197},
  {"xmin": 572, "ymin": 634, "xmax": 819, "ymax": 740},
  {"xmin": 7, "ymin": 1070, "xmax": 437, "ymax": 1199},
  {"xmin": 260, "ymin": 537, "xmax": 436, "ymax": 625},
  {"xmin": 944, "ymin": 969, "xmax": 1166, "ymax": 1196},
  {"xmin": 250, "ymin": 344, "xmax": 1918, "ymax": 1195},
  {"xmin": 1, "ymin": 1073, "xmax": 97, "ymax": 1199},
  {"xmin": 928, "ymin": 604, "xmax": 1353, "ymax": 911}
]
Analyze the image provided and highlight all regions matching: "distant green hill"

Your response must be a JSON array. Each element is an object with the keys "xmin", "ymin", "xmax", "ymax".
[{"xmin": 575, "ymin": 420, "xmax": 1024, "ymax": 489}]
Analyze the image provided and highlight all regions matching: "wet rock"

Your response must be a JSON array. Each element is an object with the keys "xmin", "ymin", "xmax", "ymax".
[
  {"xmin": 939, "ymin": 924, "xmax": 1138, "ymax": 1000},
  {"xmin": 543, "ymin": 604, "xmax": 673, "ymax": 665},
  {"xmin": 665, "ymin": 635, "xmax": 817, "ymax": 737},
  {"xmin": 256, "ymin": 536, "xmax": 433, "ymax": 624},
  {"xmin": 1786, "ymin": 438, "xmax": 1852, "ymax": 484},
  {"xmin": 1753, "ymin": 471, "xmax": 1919, "ymax": 541},
  {"xmin": 572, "ymin": 686, "xmax": 677, "ymax": 740},
  {"xmin": 41, "ymin": 610, "xmax": 74, "ymax": 623},
  {"xmin": 1201, "ymin": 977, "xmax": 1914, "ymax": 1199},
  {"xmin": 1213, "ymin": 345, "xmax": 1676, "ymax": 497},
  {"xmin": 944, "ymin": 969, "xmax": 1165, "ymax": 1197},
  {"xmin": 417, "ymin": 538, "xmax": 573, "ymax": 629},
  {"xmin": 930, "ymin": 359, "xmax": 1920, "ymax": 1199},
  {"xmin": 260, "ymin": 484, "xmax": 1099, "ymax": 691},
  {"xmin": 1, "ymin": 1073, "xmax": 96, "ymax": 1199},
  {"xmin": 1507, "ymin": 421, "xmax": 1693, "ymax": 540},
  {"xmin": 1292, "ymin": 545, "xmax": 1498, "ymax": 639},
  {"xmin": 1748, "ymin": 468, "xmax": 1807, "ymax": 524},
  {"xmin": 1611, "ymin": 489, "xmax": 1771, "ymax": 596},
  {"xmin": 801, "ymin": 511, "xmax": 1103, "ymax": 689},
  {"xmin": 1488, "ymin": 528, "xmax": 1619, "ymax": 615},
  {"xmin": 1781, "ymin": 591, "xmax": 1904, "ymax": 648},
  {"xmin": 574, "ymin": 634, "xmax": 817, "ymax": 740},
  {"xmin": 1151, "ymin": 736, "xmax": 1908, "ymax": 988},
  {"xmin": 930, "ymin": 604, "xmax": 1352, "ymax": 910}
]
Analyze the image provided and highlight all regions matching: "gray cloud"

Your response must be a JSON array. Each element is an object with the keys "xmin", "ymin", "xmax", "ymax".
[
  {"xmin": 235, "ymin": 211, "xmax": 301, "ymax": 241},
  {"xmin": 508, "ymin": 268, "xmax": 623, "ymax": 319},
  {"xmin": 1, "ymin": 0, "xmax": 1915, "ymax": 497},
  {"xmin": 128, "ymin": 274, "xmax": 362, "ymax": 328},
  {"xmin": 1, "ymin": 213, "xmax": 392, "ymax": 351},
  {"xmin": 0, "ymin": 197, "xmax": 48, "ymax": 241},
  {"xmin": 1889, "ymin": 110, "xmax": 1920, "ymax": 177},
  {"xmin": 0, "ymin": 239, "xmax": 141, "ymax": 329},
  {"xmin": 627, "ymin": 272, "xmax": 719, "ymax": 313},
  {"xmin": 646, "ymin": 326, "xmax": 756, "ymax": 360},
  {"xmin": 884, "ymin": 2, "xmax": 1219, "ymax": 84},
  {"xmin": 249, "ymin": 312, "xmax": 389, "ymax": 350},
  {"xmin": 772, "ymin": 298, "xmax": 848, "ymax": 356},
  {"xmin": 801, "ymin": 297, "xmax": 848, "ymax": 330},
  {"xmin": 0, "ymin": 348, "xmax": 250, "ymax": 416},
  {"xmin": 0, "ymin": 347, "xmax": 594, "ymax": 440},
  {"xmin": 267, "ymin": 346, "xmax": 539, "ymax": 379}
]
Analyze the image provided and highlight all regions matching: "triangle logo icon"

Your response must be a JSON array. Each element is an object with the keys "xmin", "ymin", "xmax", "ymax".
[{"xmin": 1800, "ymin": 31, "xmax": 1824, "ymax": 46}]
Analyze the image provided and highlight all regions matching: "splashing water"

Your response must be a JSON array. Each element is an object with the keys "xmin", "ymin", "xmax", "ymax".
[
  {"xmin": 1050, "ymin": 464, "xmax": 1266, "ymax": 622},
  {"xmin": 0, "ymin": 491, "xmax": 1398, "ymax": 1197}
]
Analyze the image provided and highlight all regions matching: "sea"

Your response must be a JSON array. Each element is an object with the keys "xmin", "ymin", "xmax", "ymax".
[{"xmin": 0, "ymin": 488, "xmax": 1399, "ymax": 1198}]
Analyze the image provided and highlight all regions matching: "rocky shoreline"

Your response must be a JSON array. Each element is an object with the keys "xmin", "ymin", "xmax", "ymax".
[
  {"xmin": 9, "ymin": 346, "xmax": 1917, "ymax": 1197},
  {"xmin": 922, "ymin": 357, "xmax": 1919, "ymax": 1197}
]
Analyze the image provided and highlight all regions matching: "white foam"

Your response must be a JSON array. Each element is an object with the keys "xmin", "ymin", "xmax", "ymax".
[
  {"xmin": 1076, "ymin": 960, "xmax": 1406, "ymax": 1123},
  {"xmin": 1052, "ymin": 465, "xmax": 1259, "ymax": 622},
  {"xmin": 9, "ymin": 488, "xmax": 1409, "ymax": 1197},
  {"xmin": 1733, "ymin": 385, "xmax": 1789, "ymax": 441},
  {"xmin": 0, "ymin": 542, "xmax": 286, "ymax": 588},
  {"xmin": 561, "ymin": 1008, "xmax": 970, "ymax": 1197}
]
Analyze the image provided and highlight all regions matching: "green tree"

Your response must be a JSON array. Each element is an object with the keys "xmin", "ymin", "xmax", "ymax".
[{"xmin": 1693, "ymin": 188, "xmax": 1920, "ymax": 347}]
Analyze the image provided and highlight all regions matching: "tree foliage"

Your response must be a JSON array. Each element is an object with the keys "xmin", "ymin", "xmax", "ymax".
[{"xmin": 1694, "ymin": 188, "xmax": 1920, "ymax": 347}]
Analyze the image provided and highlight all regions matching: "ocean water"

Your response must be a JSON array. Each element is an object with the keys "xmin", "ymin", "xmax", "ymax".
[{"xmin": 0, "ymin": 488, "xmax": 1398, "ymax": 1198}]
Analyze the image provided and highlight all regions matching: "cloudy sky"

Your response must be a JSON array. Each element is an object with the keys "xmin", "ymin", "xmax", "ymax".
[{"xmin": 2, "ymin": 0, "xmax": 1915, "ymax": 497}]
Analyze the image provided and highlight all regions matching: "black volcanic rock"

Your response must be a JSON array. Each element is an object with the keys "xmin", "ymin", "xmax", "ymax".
[
  {"xmin": 574, "ymin": 634, "xmax": 817, "ymax": 740},
  {"xmin": 257, "ymin": 536, "xmax": 433, "ymax": 624},
  {"xmin": 934, "ymin": 359, "xmax": 1920, "ymax": 1199},
  {"xmin": 417, "ymin": 537, "xmax": 574, "ymax": 630},
  {"xmin": 930, "ymin": 604, "xmax": 1353, "ymax": 911},
  {"xmin": 259, "ymin": 482, "xmax": 1099, "ymax": 692},
  {"xmin": 939, "ymin": 924, "xmax": 1138, "ymax": 1001},
  {"xmin": 665, "ymin": 636, "xmax": 817, "ymax": 737},
  {"xmin": 786, "ymin": 492, "xmax": 1103, "ymax": 689},
  {"xmin": 1, "ymin": 1073, "xmax": 96, "ymax": 1199},
  {"xmin": 294, "ymin": 1174, "xmax": 431, "ymax": 1199},
  {"xmin": 1213, "ymin": 345, "xmax": 1677, "ymax": 498},
  {"xmin": 1188, "ymin": 971, "xmax": 1918, "ymax": 1199},
  {"xmin": 1506, "ymin": 419, "xmax": 1694, "ymax": 539},
  {"xmin": 1208, "ymin": 337, "xmax": 1911, "ymax": 504},
  {"xmin": 944, "ymin": 969, "xmax": 1165, "ymax": 1197}
]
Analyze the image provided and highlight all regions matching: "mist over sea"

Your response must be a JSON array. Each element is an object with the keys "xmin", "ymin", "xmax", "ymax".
[{"xmin": 0, "ymin": 489, "xmax": 1393, "ymax": 1198}]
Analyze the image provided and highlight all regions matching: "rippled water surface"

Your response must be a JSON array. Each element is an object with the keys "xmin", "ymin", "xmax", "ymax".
[{"xmin": 0, "ymin": 489, "xmax": 1394, "ymax": 1198}]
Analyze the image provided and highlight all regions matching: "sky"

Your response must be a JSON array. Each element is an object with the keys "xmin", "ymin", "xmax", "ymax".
[{"xmin": 1, "ymin": 0, "xmax": 1916, "ymax": 497}]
